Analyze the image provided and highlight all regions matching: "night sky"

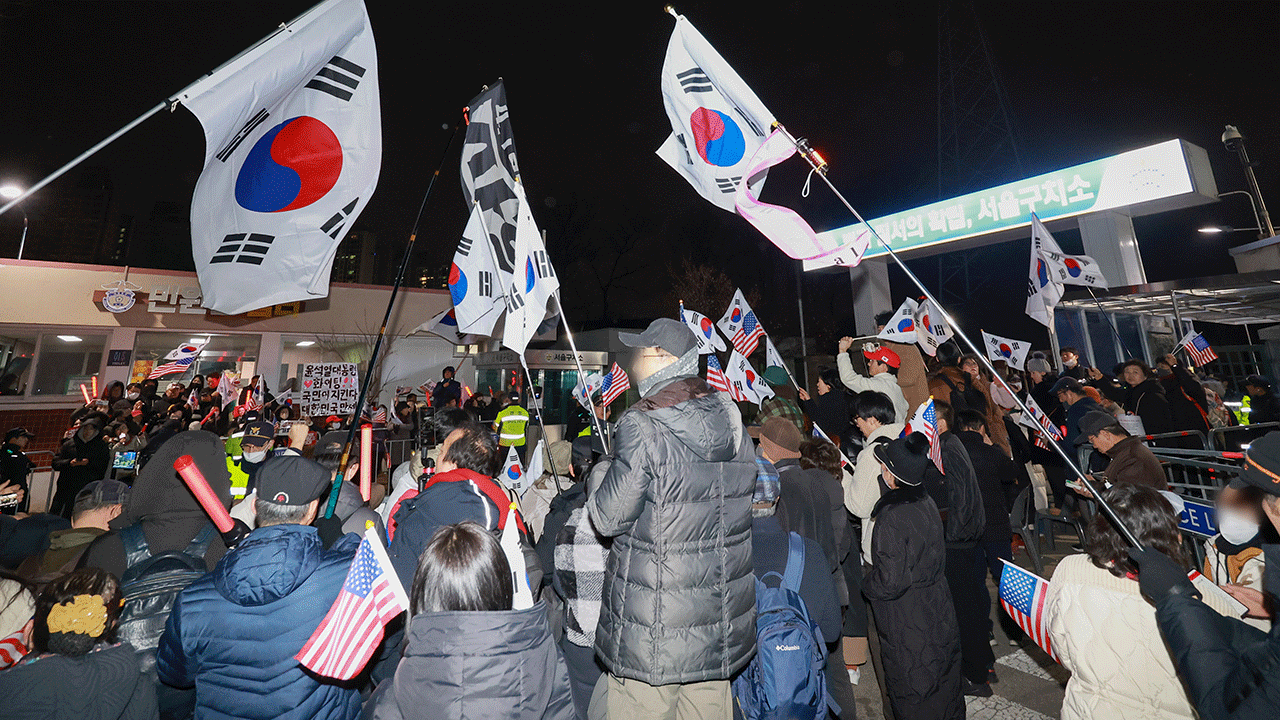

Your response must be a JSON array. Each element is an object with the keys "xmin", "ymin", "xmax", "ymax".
[{"xmin": 1, "ymin": 1, "xmax": 1278, "ymax": 350}]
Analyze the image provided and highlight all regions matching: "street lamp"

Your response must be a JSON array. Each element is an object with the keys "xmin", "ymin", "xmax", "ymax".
[
  {"xmin": 1198, "ymin": 190, "xmax": 1266, "ymax": 236},
  {"xmin": 0, "ymin": 184, "xmax": 29, "ymax": 260},
  {"xmin": 1222, "ymin": 126, "xmax": 1275, "ymax": 239}
]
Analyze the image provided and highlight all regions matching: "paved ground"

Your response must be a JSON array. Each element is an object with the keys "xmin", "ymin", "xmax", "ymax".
[{"xmin": 850, "ymin": 526, "xmax": 1076, "ymax": 720}]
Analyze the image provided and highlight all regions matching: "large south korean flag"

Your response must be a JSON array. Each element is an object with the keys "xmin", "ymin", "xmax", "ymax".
[
  {"xmin": 178, "ymin": 0, "xmax": 381, "ymax": 315},
  {"xmin": 657, "ymin": 13, "xmax": 776, "ymax": 212}
]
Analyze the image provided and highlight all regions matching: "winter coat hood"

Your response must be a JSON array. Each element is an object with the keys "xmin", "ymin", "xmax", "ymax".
[
  {"xmin": 212, "ymin": 524, "xmax": 324, "ymax": 606},
  {"xmin": 112, "ymin": 430, "xmax": 230, "ymax": 529},
  {"xmin": 634, "ymin": 376, "xmax": 743, "ymax": 463},
  {"xmin": 0, "ymin": 643, "xmax": 156, "ymax": 720},
  {"xmin": 378, "ymin": 601, "xmax": 575, "ymax": 720}
]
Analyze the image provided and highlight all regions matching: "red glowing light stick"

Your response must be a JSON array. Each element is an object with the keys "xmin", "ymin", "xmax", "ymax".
[
  {"xmin": 80, "ymin": 384, "xmax": 92, "ymax": 406},
  {"xmin": 174, "ymin": 454, "xmax": 234, "ymax": 533},
  {"xmin": 360, "ymin": 424, "xmax": 372, "ymax": 503},
  {"xmin": 91, "ymin": 375, "xmax": 98, "ymax": 398}
]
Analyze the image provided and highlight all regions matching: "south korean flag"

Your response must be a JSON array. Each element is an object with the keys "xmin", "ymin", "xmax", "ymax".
[
  {"xmin": 180, "ymin": 0, "xmax": 381, "ymax": 315},
  {"xmin": 657, "ymin": 12, "xmax": 776, "ymax": 212}
]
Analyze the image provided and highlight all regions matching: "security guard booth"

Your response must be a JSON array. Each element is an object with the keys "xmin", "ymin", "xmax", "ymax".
[{"xmin": 474, "ymin": 349, "xmax": 610, "ymax": 442}]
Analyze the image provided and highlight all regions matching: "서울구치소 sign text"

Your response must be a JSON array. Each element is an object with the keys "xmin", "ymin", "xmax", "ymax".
[{"xmin": 804, "ymin": 139, "xmax": 1201, "ymax": 270}]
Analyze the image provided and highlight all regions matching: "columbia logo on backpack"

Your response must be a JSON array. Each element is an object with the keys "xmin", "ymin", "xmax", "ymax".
[{"xmin": 732, "ymin": 532, "xmax": 839, "ymax": 720}]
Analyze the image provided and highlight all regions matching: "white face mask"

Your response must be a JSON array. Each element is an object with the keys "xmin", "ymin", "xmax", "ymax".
[
  {"xmin": 1063, "ymin": 358, "xmax": 1078, "ymax": 368},
  {"xmin": 243, "ymin": 449, "xmax": 268, "ymax": 464},
  {"xmin": 1217, "ymin": 506, "xmax": 1260, "ymax": 545},
  {"xmin": 126, "ymin": 392, "xmax": 139, "ymax": 401}
]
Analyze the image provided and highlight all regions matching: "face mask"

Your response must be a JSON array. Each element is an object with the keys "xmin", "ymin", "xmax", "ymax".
[
  {"xmin": 243, "ymin": 449, "xmax": 268, "ymax": 464},
  {"xmin": 126, "ymin": 392, "xmax": 139, "ymax": 401},
  {"xmin": 329, "ymin": 423, "xmax": 342, "ymax": 430},
  {"xmin": 1217, "ymin": 507, "xmax": 1260, "ymax": 545},
  {"xmin": 1063, "ymin": 358, "xmax": 1077, "ymax": 368}
]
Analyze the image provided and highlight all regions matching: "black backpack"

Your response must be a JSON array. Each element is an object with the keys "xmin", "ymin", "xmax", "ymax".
[{"xmin": 117, "ymin": 522, "xmax": 215, "ymax": 672}]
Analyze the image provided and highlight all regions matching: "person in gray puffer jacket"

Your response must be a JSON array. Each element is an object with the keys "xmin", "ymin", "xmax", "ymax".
[{"xmin": 586, "ymin": 319, "xmax": 757, "ymax": 719}]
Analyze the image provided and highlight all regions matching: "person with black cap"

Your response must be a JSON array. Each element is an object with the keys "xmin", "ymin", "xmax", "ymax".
[
  {"xmin": 1244, "ymin": 375, "xmax": 1280, "ymax": 426},
  {"xmin": 432, "ymin": 365, "xmax": 462, "ymax": 409},
  {"xmin": 16, "ymin": 479, "xmax": 129, "ymax": 582},
  {"xmin": 862, "ymin": 433, "xmax": 964, "ymax": 720},
  {"xmin": 1054, "ymin": 376, "xmax": 1106, "ymax": 452},
  {"xmin": 155, "ymin": 455, "xmax": 362, "ymax": 720},
  {"xmin": 1128, "ymin": 431, "xmax": 1280, "ymax": 719},
  {"xmin": 50, "ymin": 415, "xmax": 111, "ymax": 519},
  {"xmin": 1, "ymin": 427, "xmax": 35, "ymax": 514},
  {"xmin": 1077, "ymin": 410, "xmax": 1167, "ymax": 490},
  {"xmin": 586, "ymin": 318, "xmax": 757, "ymax": 719}
]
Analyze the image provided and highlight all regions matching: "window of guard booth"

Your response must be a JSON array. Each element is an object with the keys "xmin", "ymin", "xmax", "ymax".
[
  {"xmin": 131, "ymin": 332, "xmax": 260, "ymax": 387},
  {"xmin": 0, "ymin": 331, "xmax": 38, "ymax": 397},
  {"xmin": 1085, "ymin": 312, "xmax": 1120, "ymax": 376},
  {"xmin": 31, "ymin": 334, "xmax": 107, "ymax": 396},
  {"xmin": 1054, "ymin": 310, "xmax": 1088, "ymax": 368},
  {"xmin": 1114, "ymin": 314, "xmax": 1146, "ymax": 366}
]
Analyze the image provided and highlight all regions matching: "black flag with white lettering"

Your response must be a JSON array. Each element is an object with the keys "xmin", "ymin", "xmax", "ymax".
[{"xmin": 460, "ymin": 80, "xmax": 521, "ymax": 286}]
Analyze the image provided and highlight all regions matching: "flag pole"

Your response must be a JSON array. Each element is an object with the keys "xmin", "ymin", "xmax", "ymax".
[
  {"xmin": 323, "ymin": 121, "xmax": 463, "ymax": 519},
  {"xmin": 0, "ymin": 0, "xmax": 332, "ymax": 220},
  {"xmin": 1085, "ymin": 287, "xmax": 1140, "ymax": 360},
  {"xmin": 771, "ymin": 121, "xmax": 1144, "ymax": 550},
  {"xmin": 519, "ymin": 357, "xmax": 564, "ymax": 491},
  {"xmin": 553, "ymin": 292, "xmax": 613, "ymax": 454}
]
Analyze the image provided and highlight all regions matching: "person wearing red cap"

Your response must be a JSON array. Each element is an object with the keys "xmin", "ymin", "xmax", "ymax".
[{"xmin": 836, "ymin": 337, "xmax": 908, "ymax": 425}]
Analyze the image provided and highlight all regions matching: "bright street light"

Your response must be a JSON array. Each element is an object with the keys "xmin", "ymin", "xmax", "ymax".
[
  {"xmin": 0, "ymin": 185, "xmax": 21, "ymax": 200},
  {"xmin": 0, "ymin": 185, "xmax": 29, "ymax": 259}
]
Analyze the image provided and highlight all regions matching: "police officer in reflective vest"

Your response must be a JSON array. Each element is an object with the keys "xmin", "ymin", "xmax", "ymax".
[{"xmin": 493, "ymin": 391, "xmax": 530, "ymax": 463}]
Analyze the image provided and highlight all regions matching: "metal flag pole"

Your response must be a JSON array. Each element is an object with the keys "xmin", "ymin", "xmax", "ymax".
[
  {"xmin": 0, "ymin": 0, "xmax": 329, "ymax": 219},
  {"xmin": 519, "ymin": 357, "xmax": 564, "ymax": 491},
  {"xmin": 772, "ymin": 122, "xmax": 1144, "ymax": 549},
  {"xmin": 1085, "ymin": 287, "xmax": 1140, "ymax": 360},
  {"xmin": 553, "ymin": 292, "xmax": 613, "ymax": 453},
  {"xmin": 771, "ymin": 346, "xmax": 861, "ymax": 471},
  {"xmin": 323, "ymin": 121, "xmax": 463, "ymax": 518}
]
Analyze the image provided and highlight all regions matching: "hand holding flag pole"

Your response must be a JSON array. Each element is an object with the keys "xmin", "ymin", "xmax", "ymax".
[{"xmin": 761, "ymin": 119, "xmax": 1143, "ymax": 549}]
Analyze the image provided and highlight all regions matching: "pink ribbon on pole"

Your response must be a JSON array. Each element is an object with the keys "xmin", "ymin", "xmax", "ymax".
[{"xmin": 734, "ymin": 129, "xmax": 867, "ymax": 266}]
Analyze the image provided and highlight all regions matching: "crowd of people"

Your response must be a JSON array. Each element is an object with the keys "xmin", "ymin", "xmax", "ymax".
[{"xmin": 0, "ymin": 315, "xmax": 1277, "ymax": 719}]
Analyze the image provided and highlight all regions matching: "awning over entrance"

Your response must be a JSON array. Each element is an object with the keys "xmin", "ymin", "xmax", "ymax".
[{"xmin": 1060, "ymin": 270, "xmax": 1280, "ymax": 326}]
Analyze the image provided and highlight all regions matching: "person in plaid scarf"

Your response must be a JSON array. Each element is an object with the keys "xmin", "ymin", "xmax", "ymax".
[{"xmin": 553, "ymin": 447, "xmax": 610, "ymax": 719}]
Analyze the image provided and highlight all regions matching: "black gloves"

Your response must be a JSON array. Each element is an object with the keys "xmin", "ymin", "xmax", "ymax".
[
  {"xmin": 220, "ymin": 518, "xmax": 252, "ymax": 549},
  {"xmin": 1128, "ymin": 547, "xmax": 1200, "ymax": 604}
]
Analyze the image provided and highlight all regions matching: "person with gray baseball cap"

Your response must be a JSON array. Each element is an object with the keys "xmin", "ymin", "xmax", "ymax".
[
  {"xmin": 1076, "ymin": 410, "xmax": 1167, "ymax": 491},
  {"xmin": 586, "ymin": 317, "xmax": 757, "ymax": 716}
]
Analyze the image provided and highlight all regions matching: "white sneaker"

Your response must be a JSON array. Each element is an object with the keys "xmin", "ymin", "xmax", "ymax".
[{"xmin": 847, "ymin": 666, "xmax": 860, "ymax": 685}]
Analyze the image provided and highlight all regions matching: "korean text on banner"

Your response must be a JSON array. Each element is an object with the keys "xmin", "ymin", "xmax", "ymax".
[{"xmin": 300, "ymin": 362, "xmax": 360, "ymax": 416}]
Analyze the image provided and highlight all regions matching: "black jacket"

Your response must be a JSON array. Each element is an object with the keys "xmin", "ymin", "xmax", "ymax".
[
  {"xmin": 1248, "ymin": 392, "xmax": 1280, "ymax": 426},
  {"xmin": 0, "ymin": 643, "xmax": 157, "ymax": 720},
  {"xmin": 52, "ymin": 431, "xmax": 111, "ymax": 492},
  {"xmin": 954, "ymin": 431, "xmax": 1015, "ymax": 543},
  {"xmin": 1161, "ymin": 362, "xmax": 1210, "ymax": 439},
  {"xmin": 80, "ymin": 431, "xmax": 232, "ymax": 578},
  {"xmin": 1155, "ymin": 544, "xmax": 1280, "ymax": 719},
  {"xmin": 799, "ymin": 390, "xmax": 851, "ymax": 443},
  {"xmin": 774, "ymin": 457, "xmax": 839, "ymax": 574},
  {"xmin": 1101, "ymin": 377, "xmax": 1173, "ymax": 437},
  {"xmin": 924, "ymin": 433, "xmax": 985, "ymax": 547},
  {"xmin": 863, "ymin": 483, "xmax": 964, "ymax": 720},
  {"xmin": 752, "ymin": 514, "xmax": 841, "ymax": 644},
  {"xmin": 1061, "ymin": 396, "xmax": 1106, "ymax": 454}
]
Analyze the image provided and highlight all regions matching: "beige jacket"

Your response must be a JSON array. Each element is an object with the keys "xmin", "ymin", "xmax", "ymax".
[
  {"xmin": 837, "ymin": 354, "xmax": 909, "ymax": 425},
  {"xmin": 843, "ymin": 422, "xmax": 905, "ymax": 566},
  {"xmin": 1045, "ymin": 554, "xmax": 1230, "ymax": 720}
]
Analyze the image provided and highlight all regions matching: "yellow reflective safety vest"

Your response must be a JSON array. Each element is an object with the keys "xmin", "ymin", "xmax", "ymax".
[
  {"xmin": 225, "ymin": 433, "xmax": 249, "ymax": 500},
  {"xmin": 494, "ymin": 405, "xmax": 529, "ymax": 447},
  {"xmin": 1237, "ymin": 395, "xmax": 1253, "ymax": 425}
]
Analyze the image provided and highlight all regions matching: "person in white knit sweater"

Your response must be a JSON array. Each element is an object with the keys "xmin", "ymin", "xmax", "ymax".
[{"xmin": 1045, "ymin": 484, "xmax": 1233, "ymax": 720}]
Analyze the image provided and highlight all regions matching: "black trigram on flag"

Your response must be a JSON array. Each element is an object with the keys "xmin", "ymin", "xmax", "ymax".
[
  {"xmin": 531, "ymin": 249, "xmax": 556, "ymax": 281},
  {"xmin": 216, "ymin": 109, "xmax": 269, "ymax": 163},
  {"xmin": 457, "ymin": 232, "xmax": 474, "ymax": 256},
  {"xmin": 678, "ymin": 67, "xmax": 713, "ymax": 94},
  {"xmin": 715, "ymin": 177, "xmax": 741, "ymax": 194},
  {"xmin": 477, "ymin": 271, "xmax": 493, "ymax": 298},
  {"xmin": 305, "ymin": 56, "xmax": 366, "ymax": 102},
  {"xmin": 211, "ymin": 233, "xmax": 274, "ymax": 265},
  {"xmin": 505, "ymin": 283, "xmax": 526, "ymax": 313},
  {"xmin": 321, "ymin": 198, "xmax": 359, "ymax": 239}
]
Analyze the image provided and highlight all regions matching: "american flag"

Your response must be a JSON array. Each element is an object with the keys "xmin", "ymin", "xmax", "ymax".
[
  {"xmin": 903, "ymin": 397, "xmax": 944, "ymax": 473},
  {"xmin": 296, "ymin": 528, "xmax": 409, "ymax": 680},
  {"xmin": 1019, "ymin": 395, "xmax": 1064, "ymax": 448},
  {"xmin": 244, "ymin": 383, "xmax": 263, "ymax": 412},
  {"xmin": 148, "ymin": 341, "xmax": 205, "ymax": 379},
  {"xmin": 599, "ymin": 362, "xmax": 631, "ymax": 406},
  {"xmin": 706, "ymin": 355, "xmax": 731, "ymax": 393},
  {"xmin": 1177, "ymin": 331, "xmax": 1218, "ymax": 367},
  {"xmin": 999, "ymin": 559, "xmax": 1057, "ymax": 662},
  {"xmin": 732, "ymin": 311, "xmax": 766, "ymax": 357},
  {"xmin": 373, "ymin": 405, "xmax": 387, "ymax": 423}
]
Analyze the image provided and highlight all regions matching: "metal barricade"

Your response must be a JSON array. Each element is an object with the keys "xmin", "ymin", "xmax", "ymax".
[
  {"xmin": 1149, "ymin": 447, "xmax": 1243, "ymax": 502},
  {"xmin": 1209, "ymin": 422, "xmax": 1280, "ymax": 452},
  {"xmin": 18, "ymin": 450, "xmax": 57, "ymax": 514},
  {"xmin": 1140, "ymin": 429, "xmax": 1211, "ymax": 451},
  {"xmin": 382, "ymin": 438, "xmax": 418, "ymax": 469}
]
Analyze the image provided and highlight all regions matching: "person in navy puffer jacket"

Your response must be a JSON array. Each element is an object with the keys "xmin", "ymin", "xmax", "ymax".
[{"xmin": 155, "ymin": 455, "xmax": 361, "ymax": 720}]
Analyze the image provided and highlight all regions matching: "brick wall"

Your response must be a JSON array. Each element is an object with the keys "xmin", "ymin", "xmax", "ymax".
[{"xmin": 0, "ymin": 407, "xmax": 77, "ymax": 467}]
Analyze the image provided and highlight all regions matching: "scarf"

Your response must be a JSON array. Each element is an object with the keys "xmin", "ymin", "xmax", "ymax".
[{"xmin": 637, "ymin": 347, "xmax": 700, "ymax": 398}]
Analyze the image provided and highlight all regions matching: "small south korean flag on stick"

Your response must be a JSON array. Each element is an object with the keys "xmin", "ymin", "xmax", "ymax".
[
  {"xmin": 657, "ymin": 11, "xmax": 776, "ymax": 212},
  {"xmin": 981, "ymin": 331, "xmax": 1031, "ymax": 371},
  {"xmin": 913, "ymin": 298, "xmax": 953, "ymax": 358},
  {"xmin": 179, "ymin": 0, "xmax": 381, "ymax": 315},
  {"xmin": 876, "ymin": 298, "xmax": 919, "ymax": 344}
]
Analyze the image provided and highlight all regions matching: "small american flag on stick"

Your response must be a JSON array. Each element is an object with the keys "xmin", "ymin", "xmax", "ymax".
[
  {"xmin": 706, "ymin": 355, "xmax": 731, "ymax": 394},
  {"xmin": 999, "ymin": 559, "xmax": 1058, "ymax": 662},
  {"xmin": 296, "ymin": 527, "xmax": 409, "ymax": 680},
  {"xmin": 599, "ymin": 362, "xmax": 631, "ymax": 406},
  {"xmin": 1177, "ymin": 331, "xmax": 1218, "ymax": 367}
]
